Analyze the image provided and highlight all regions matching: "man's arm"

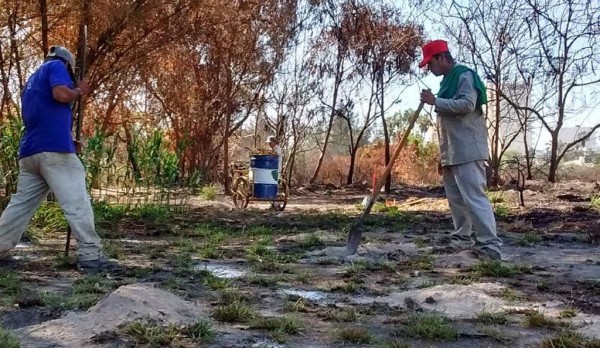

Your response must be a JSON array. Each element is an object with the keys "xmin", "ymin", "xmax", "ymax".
[
  {"xmin": 434, "ymin": 72, "xmax": 478, "ymax": 115},
  {"xmin": 52, "ymin": 85, "xmax": 82, "ymax": 103}
]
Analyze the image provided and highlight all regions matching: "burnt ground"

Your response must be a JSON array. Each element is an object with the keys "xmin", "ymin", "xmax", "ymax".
[{"xmin": 1, "ymin": 181, "xmax": 600, "ymax": 347}]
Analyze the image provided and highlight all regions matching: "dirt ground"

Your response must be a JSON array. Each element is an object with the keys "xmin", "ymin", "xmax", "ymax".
[{"xmin": 1, "ymin": 180, "xmax": 600, "ymax": 347}]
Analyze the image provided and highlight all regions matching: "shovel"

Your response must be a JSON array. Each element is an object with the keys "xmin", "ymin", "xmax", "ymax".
[{"xmin": 346, "ymin": 101, "xmax": 425, "ymax": 256}]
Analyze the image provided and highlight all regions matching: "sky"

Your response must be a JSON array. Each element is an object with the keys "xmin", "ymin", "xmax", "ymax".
[{"xmin": 385, "ymin": 0, "xmax": 600, "ymax": 150}]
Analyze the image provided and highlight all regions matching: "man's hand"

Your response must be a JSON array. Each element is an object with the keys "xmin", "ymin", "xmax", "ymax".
[
  {"xmin": 74, "ymin": 140, "xmax": 83, "ymax": 154},
  {"xmin": 77, "ymin": 80, "xmax": 90, "ymax": 96},
  {"xmin": 420, "ymin": 89, "xmax": 436, "ymax": 106}
]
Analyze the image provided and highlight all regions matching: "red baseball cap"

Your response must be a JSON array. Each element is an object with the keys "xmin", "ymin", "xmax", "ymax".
[{"xmin": 419, "ymin": 40, "xmax": 449, "ymax": 68}]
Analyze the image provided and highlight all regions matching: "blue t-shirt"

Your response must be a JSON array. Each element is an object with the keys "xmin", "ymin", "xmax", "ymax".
[{"xmin": 20, "ymin": 60, "xmax": 76, "ymax": 159}]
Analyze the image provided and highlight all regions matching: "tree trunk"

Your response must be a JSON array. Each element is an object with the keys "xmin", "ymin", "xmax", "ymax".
[
  {"xmin": 522, "ymin": 122, "xmax": 533, "ymax": 180},
  {"xmin": 223, "ymin": 114, "xmax": 231, "ymax": 194},
  {"xmin": 347, "ymin": 147, "xmax": 357, "ymax": 185},
  {"xmin": 489, "ymin": 83, "xmax": 502, "ymax": 187},
  {"xmin": 310, "ymin": 49, "xmax": 344, "ymax": 184},
  {"xmin": 40, "ymin": 0, "xmax": 48, "ymax": 56},
  {"xmin": 547, "ymin": 133, "xmax": 559, "ymax": 182},
  {"xmin": 379, "ymin": 76, "xmax": 391, "ymax": 193}
]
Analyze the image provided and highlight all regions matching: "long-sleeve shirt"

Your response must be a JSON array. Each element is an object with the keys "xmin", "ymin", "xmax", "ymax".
[{"xmin": 434, "ymin": 71, "xmax": 489, "ymax": 166}]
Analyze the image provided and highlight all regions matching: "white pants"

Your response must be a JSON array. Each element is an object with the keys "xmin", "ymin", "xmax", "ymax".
[
  {"xmin": 443, "ymin": 160, "xmax": 503, "ymax": 253},
  {"xmin": 0, "ymin": 152, "xmax": 102, "ymax": 261}
]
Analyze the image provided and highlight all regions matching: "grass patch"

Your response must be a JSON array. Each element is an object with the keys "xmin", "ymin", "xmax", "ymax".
[
  {"xmin": 591, "ymin": 195, "xmax": 600, "ymax": 212},
  {"xmin": 329, "ymin": 281, "xmax": 360, "ymax": 294},
  {"xmin": 200, "ymin": 185, "xmax": 219, "ymax": 200},
  {"xmin": 218, "ymin": 288, "xmax": 250, "ymax": 304},
  {"xmin": 0, "ymin": 270, "xmax": 22, "ymax": 296},
  {"xmin": 449, "ymin": 274, "xmax": 478, "ymax": 285},
  {"xmin": 401, "ymin": 254, "xmax": 435, "ymax": 271},
  {"xmin": 93, "ymin": 201, "xmax": 126, "ymax": 227},
  {"xmin": 132, "ymin": 204, "xmax": 171, "ymax": 223},
  {"xmin": 297, "ymin": 233, "xmax": 324, "ymax": 249},
  {"xmin": 472, "ymin": 260, "xmax": 523, "ymax": 278},
  {"xmin": 382, "ymin": 341, "xmax": 410, "ymax": 348},
  {"xmin": 244, "ymin": 274, "xmax": 279, "ymax": 287},
  {"xmin": 335, "ymin": 327, "xmax": 374, "ymax": 344},
  {"xmin": 102, "ymin": 240, "xmax": 122, "ymax": 259},
  {"xmin": 0, "ymin": 325, "xmax": 20, "ymax": 348},
  {"xmin": 494, "ymin": 203, "xmax": 510, "ymax": 217},
  {"xmin": 161, "ymin": 277, "xmax": 186, "ymax": 291},
  {"xmin": 212, "ymin": 301, "xmax": 254, "ymax": 323},
  {"xmin": 321, "ymin": 307, "xmax": 362, "ymax": 322},
  {"xmin": 541, "ymin": 329, "xmax": 600, "ymax": 348},
  {"xmin": 559, "ymin": 308, "xmax": 578, "ymax": 319},
  {"xmin": 170, "ymin": 238, "xmax": 199, "ymax": 253},
  {"xmin": 517, "ymin": 232, "xmax": 542, "ymax": 246},
  {"xmin": 168, "ymin": 253, "xmax": 194, "ymax": 270},
  {"xmin": 203, "ymin": 275, "xmax": 232, "ymax": 290},
  {"xmin": 199, "ymin": 244, "xmax": 223, "ymax": 259},
  {"xmin": 537, "ymin": 279, "xmax": 551, "ymax": 292},
  {"xmin": 40, "ymin": 274, "xmax": 116, "ymax": 312},
  {"xmin": 413, "ymin": 237, "xmax": 428, "ymax": 248},
  {"xmin": 246, "ymin": 225, "xmax": 273, "ymax": 236},
  {"xmin": 403, "ymin": 313, "xmax": 458, "ymax": 341},
  {"xmin": 120, "ymin": 318, "xmax": 215, "ymax": 346},
  {"xmin": 250, "ymin": 316, "xmax": 304, "ymax": 335},
  {"xmin": 284, "ymin": 297, "xmax": 309, "ymax": 313},
  {"xmin": 30, "ymin": 201, "xmax": 68, "ymax": 232},
  {"xmin": 498, "ymin": 287, "xmax": 521, "ymax": 302},
  {"xmin": 486, "ymin": 191, "xmax": 506, "ymax": 203},
  {"xmin": 475, "ymin": 311, "xmax": 509, "ymax": 325},
  {"xmin": 525, "ymin": 311, "xmax": 562, "ymax": 329},
  {"xmin": 184, "ymin": 320, "xmax": 216, "ymax": 341}
]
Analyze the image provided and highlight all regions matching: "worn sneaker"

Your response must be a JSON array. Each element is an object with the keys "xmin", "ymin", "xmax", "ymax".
[
  {"xmin": 476, "ymin": 247, "xmax": 503, "ymax": 261},
  {"xmin": 0, "ymin": 254, "xmax": 18, "ymax": 268},
  {"xmin": 77, "ymin": 256, "xmax": 120, "ymax": 274}
]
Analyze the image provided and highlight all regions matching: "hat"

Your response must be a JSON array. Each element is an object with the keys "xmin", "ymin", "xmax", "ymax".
[
  {"xmin": 266, "ymin": 136, "xmax": 277, "ymax": 144},
  {"xmin": 46, "ymin": 45, "xmax": 75, "ymax": 66},
  {"xmin": 418, "ymin": 40, "xmax": 449, "ymax": 68}
]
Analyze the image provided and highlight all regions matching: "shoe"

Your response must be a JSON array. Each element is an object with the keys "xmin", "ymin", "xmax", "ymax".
[
  {"xmin": 77, "ymin": 256, "xmax": 120, "ymax": 274},
  {"xmin": 0, "ymin": 254, "xmax": 18, "ymax": 268},
  {"xmin": 476, "ymin": 247, "xmax": 503, "ymax": 261}
]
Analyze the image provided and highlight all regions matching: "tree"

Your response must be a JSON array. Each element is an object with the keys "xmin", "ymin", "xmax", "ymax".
[
  {"xmin": 503, "ymin": 0, "xmax": 600, "ymax": 182},
  {"xmin": 342, "ymin": 0, "xmax": 424, "ymax": 191}
]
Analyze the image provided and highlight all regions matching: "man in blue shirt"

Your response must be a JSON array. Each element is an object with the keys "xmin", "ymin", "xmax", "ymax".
[{"xmin": 0, "ymin": 45, "xmax": 115, "ymax": 272}]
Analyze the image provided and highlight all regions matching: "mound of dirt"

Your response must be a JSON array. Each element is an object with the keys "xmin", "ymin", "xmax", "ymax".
[{"xmin": 17, "ymin": 283, "xmax": 207, "ymax": 348}]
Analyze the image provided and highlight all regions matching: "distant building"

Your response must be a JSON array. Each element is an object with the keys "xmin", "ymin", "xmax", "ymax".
[
  {"xmin": 485, "ymin": 82, "xmax": 534, "ymax": 155},
  {"xmin": 558, "ymin": 126, "xmax": 600, "ymax": 152}
]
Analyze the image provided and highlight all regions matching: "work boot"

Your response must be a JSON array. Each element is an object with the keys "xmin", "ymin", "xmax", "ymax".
[
  {"xmin": 0, "ymin": 253, "xmax": 18, "ymax": 268},
  {"xmin": 77, "ymin": 256, "xmax": 120, "ymax": 274},
  {"xmin": 475, "ymin": 247, "xmax": 503, "ymax": 261}
]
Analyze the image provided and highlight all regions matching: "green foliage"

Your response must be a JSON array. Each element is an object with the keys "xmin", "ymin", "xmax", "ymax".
[
  {"xmin": 132, "ymin": 204, "xmax": 171, "ymax": 223},
  {"xmin": 471, "ymin": 260, "xmax": 523, "ymax": 278},
  {"xmin": 0, "ymin": 117, "xmax": 23, "ymax": 209},
  {"xmin": 121, "ymin": 317, "xmax": 215, "ymax": 345},
  {"xmin": 212, "ymin": 302, "xmax": 255, "ymax": 323},
  {"xmin": 591, "ymin": 195, "xmax": 600, "ymax": 212},
  {"xmin": 200, "ymin": 185, "xmax": 219, "ymax": 200},
  {"xmin": 404, "ymin": 313, "xmax": 458, "ymax": 341},
  {"xmin": 30, "ymin": 201, "xmax": 68, "ymax": 233},
  {"xmin": 93, "ymin": 201, "xmax": 126, "ymax": 227},
  {"xmin": 0, "ymin": 325, "xmax": 20, "ymax": 348}
]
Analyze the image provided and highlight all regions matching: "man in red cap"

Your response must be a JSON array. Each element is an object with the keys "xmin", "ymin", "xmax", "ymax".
[{"xmin": 419, "ymin": 40, "xmax": 503, "ymax": 260}]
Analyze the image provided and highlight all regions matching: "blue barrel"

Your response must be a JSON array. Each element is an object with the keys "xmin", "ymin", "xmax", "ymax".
[{"xmin": 250, "ymin": 155, "xmax": 279, "ymax": 199}]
